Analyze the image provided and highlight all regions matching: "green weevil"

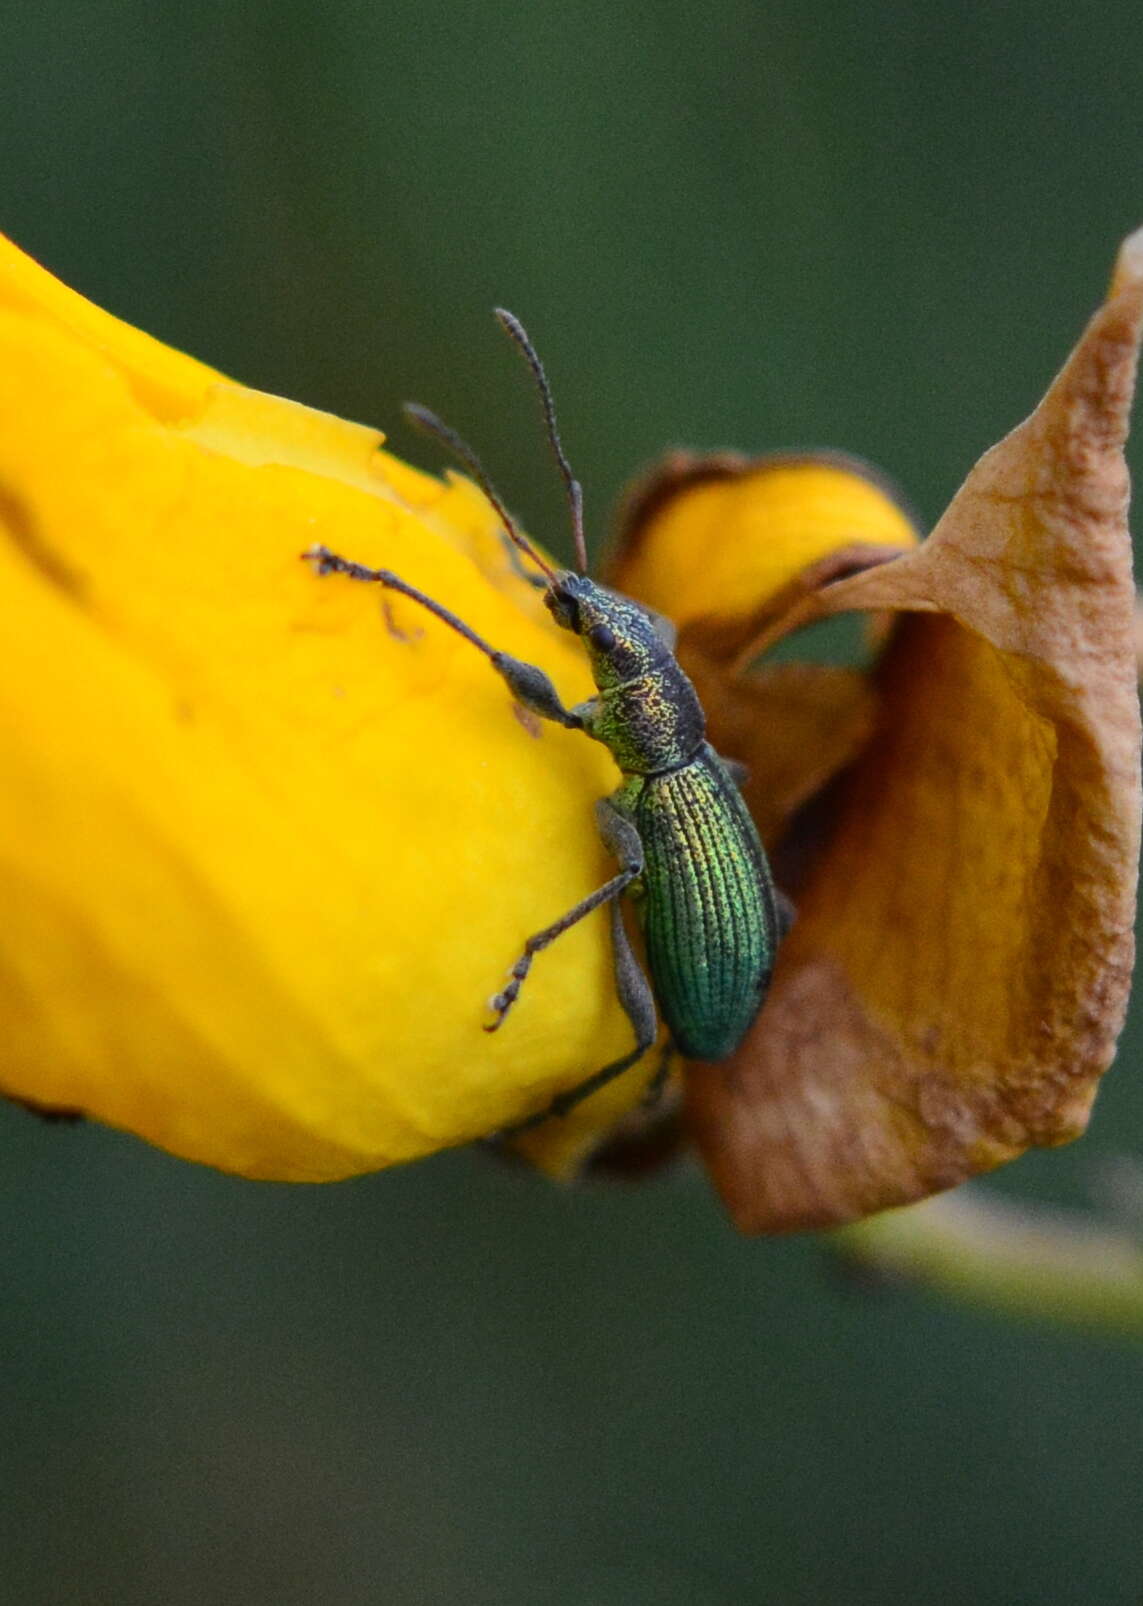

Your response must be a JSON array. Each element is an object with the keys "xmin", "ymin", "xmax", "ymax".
[{"xmin": 304, "ymin": 309, "xmax": 790, "ymax": 1132}]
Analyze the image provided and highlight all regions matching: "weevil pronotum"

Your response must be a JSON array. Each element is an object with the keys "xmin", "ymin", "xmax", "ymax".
[{"xmin": 304, "ymin": 310, "xmax": 791, "ymax": 1132}]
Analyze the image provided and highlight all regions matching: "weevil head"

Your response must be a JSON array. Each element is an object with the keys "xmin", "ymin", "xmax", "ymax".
[{"xmin": 545, "ymin": 572, "xmax": 668, "ymax": 691}]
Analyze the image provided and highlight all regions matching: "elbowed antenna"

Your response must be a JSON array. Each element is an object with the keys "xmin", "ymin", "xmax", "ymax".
[
  {"xmin": 402, "ymin": 402, "xmax": 556, "ymax": 584},
  {"xmin": 494, "ymin": 309, "xmax": 589, "ymax": 574}
]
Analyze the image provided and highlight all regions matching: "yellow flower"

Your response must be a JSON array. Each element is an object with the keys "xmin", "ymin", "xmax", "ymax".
[{"xmin": 0, "ymin": 230, "xmax": 1138, "ymax": 1228}]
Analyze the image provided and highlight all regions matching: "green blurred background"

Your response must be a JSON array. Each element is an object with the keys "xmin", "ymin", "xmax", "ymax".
[{"xmin": 3, "ymin": 2, "xmax": 1143, "ymax": 1602}]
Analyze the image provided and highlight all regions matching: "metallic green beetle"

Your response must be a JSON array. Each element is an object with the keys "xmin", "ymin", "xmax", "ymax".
[{"xmin": 305, "ymin": 310, "xmax": 789, "ymax": 1131}]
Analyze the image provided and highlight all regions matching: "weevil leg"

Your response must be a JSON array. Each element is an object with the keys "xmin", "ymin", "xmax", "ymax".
[
  {"xmin": 598, "ymin": 891, "xmax": 660, "ymax": 1106},
  {"xmin": 499, "ymin": 896, "xmax": 659, "ymax": 1135},
  {"xmin": 495, "ymin": 804, "xmax": 661, "ymax": 1135},
  {"xmin": 303, "ymin": 544, "xmax": 582, "ymax": 729},
  {"xmin": 486, "ymin": 799, "xmax": 645, "ymax": 1030},
  {"xmin": 492, "ymin": 656, "xmax": 583, "ymax": 728}
]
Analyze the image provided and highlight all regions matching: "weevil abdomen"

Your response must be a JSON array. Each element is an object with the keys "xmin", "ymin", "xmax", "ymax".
[{"xmin": 631, "ymin": 745, "xmax": 779, "ymax": 1060}]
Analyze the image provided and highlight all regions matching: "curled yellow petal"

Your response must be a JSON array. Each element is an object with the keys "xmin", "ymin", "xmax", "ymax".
[
  {"xmin": 610, "ymin": 453, "xmax": 917, "ymax": 846},
  {"xmin": 684, "ymin": 229, "xmax": 1143, "ymax": 1230},
  {"xmin": 614, "ymin": 450, "xmax": 918, "ymax": 649}
]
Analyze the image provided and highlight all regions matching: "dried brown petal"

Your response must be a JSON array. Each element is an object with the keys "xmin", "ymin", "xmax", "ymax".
[{"xmin": 691, "ymin": 230, "xmax": 1143, "ymax": 1231}]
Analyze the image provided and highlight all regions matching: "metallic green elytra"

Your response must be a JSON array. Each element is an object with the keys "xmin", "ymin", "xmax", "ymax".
[
  {"xmin": 304, "ymin": 309, "xmax": 789, "ymax": 1132},
  {"xmin": 628, "ymin": 751, "xmax": 778, "ymax": 1061}
]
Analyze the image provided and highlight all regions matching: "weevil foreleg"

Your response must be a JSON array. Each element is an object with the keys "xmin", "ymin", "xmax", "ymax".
[
  {"xmin": 500, "ymin": 893, "xmax": 659, "ymax": 1134},
  {"xmin": 303, "ymin": 544, "xmax": 582, "ymax": 729},
  {"xmin": 486, "ymin": 798, "xmax": 645, "ymax": 1030}
]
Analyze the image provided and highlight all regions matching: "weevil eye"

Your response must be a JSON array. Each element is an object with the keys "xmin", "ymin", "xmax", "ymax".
[{"xmin": 588, "ymin": 623, "xmax": 617, "ymax": 652}]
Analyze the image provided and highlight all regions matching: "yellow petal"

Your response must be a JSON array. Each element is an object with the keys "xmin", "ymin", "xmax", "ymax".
[
  {"xmin": 0, "ymin": 237, "xmax": 654, "ymax": 1178},
  {"xmin": 688, "ymin": 229, "xmax": 1143, "ymax": 1230}
]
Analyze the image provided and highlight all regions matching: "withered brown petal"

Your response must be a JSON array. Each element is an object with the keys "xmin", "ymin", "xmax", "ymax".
[{"xmin": 690, "ymin": 230, "xmax": 1143, "ymax": 1233}]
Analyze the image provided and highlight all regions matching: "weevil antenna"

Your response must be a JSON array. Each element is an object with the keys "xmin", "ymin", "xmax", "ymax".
[
  {"xmin": 403, "ymin": 402, "xmax": 556, "ymax": 583},
  {"xmin": 494, "ymin": 309, "xmax": 589, "ymax": 574}
]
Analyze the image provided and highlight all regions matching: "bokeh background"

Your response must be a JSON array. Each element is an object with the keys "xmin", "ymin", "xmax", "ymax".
[{"xmin": 3, "ymin": 3, "xmax": 1143, "ymax": 1602}]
